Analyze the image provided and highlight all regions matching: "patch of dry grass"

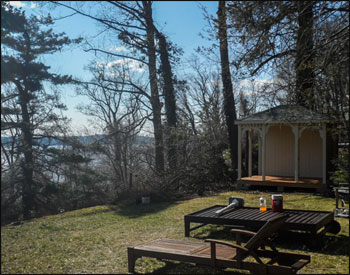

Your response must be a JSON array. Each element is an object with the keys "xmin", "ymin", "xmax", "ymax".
[{"xmin": 1, "ymin": 191, "xmax": 349, "ymax": 274}]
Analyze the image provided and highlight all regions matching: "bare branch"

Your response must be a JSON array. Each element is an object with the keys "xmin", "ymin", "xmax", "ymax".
[
  {"xmin": 84, "ymin": 47, "xmax": 149, "ymax": 66},
  {"xmin": 251, "ymin": 50, "xmax": 295, "ymax": 76}
]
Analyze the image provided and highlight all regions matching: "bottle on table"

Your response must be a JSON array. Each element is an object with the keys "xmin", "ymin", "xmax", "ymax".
[{"xmin": 259, "ymin": 195, "xmax": 267, "ymax": 212}]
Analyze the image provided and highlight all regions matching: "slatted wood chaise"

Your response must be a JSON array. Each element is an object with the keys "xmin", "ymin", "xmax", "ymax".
[{"xmin": 127, "ymin": 214, "xmax": 310, "ymax": 274}]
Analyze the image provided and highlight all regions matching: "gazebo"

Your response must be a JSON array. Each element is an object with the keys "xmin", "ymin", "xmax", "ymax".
[{"xmin": 234, "ymin": 105, "xmax": 336, "ymax": 190}]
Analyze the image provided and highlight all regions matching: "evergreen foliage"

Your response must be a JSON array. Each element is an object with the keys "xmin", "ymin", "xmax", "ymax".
[{"xmin": 1, "ymin": 1, "xmax": 81, "ymax": 219}]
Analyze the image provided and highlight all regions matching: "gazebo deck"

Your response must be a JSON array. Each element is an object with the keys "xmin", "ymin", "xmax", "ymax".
[{"xmin": 238, "ymin": 175, "xmax": 326, "ymax": 189}]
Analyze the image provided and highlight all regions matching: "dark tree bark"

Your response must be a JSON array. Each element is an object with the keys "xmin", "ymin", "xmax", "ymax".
[
  {"xmin": 295, "ymin": 1, "xmax": 315, "ymax": 108},
  {"xmin": 217, "ymin": 1, "xmax": 238, "ymax": 178},
  {"xmin": 17, "ymin": 83, "xmax": 34, "ymax": 219},
  {"xmin": 157, "ymin": 33, "xmax": 177, "ymax": 170},
  {"xmin": 143, "ymin": 1, "xmax": 165, "ymax": 173}
]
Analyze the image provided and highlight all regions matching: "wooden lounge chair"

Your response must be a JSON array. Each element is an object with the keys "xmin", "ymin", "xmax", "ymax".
[{"xmin": 127, "ymin": 214, "xmax": 310, "ymax": 274}]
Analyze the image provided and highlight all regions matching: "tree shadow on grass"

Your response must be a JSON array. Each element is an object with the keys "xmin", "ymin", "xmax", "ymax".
[
  {"xmin": 192, "ymin": 225, "xmax": 349, "ymax": 256},
  {"xmin": 275, "ymin": 230, "xmax": 350, "ymax": 256},
  {"xmin": 108, "ymin": 200, "xmax": 178, "ymax": 218},
  {"xmin": 68, "ymin": 207, "xmax": 112, "ymax": 217},
  {"xmin": 192, "ymin": 224, "xmax": 246, "ymax": 242},
  {"xmin": 151, "ymin": 260, "xmax": 249, "ymax": 274}
]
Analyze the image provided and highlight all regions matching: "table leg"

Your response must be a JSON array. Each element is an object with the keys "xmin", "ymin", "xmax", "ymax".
[
  {"xmin": 127, "ymin": 247, "xmax": 135, "ymax": 273},
  {"xmin": 335, "ymin": 189, "xmax": 339, "ymax": 209},
  {"xmin": 184, "ymin": 217, "xmax": 190, "ymax": 237},
  {"xmin": 310, "ymin": 231, "xmax": 322, "ymax": 249}
]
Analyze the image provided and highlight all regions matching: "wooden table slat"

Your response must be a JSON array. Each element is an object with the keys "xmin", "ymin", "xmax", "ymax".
[
  {"xmin": 187, "ymin": 205, "xmax": 220, "ymax": 216},
  {"xmin": 286, "ymin": 212, "xmax": 311, "ymax": 223},
  {"xmin": 219, "ymin": 210, "xmax": 241, "ymax": 220},
  {"xmin": 244, "ymin": 209, "xmax": 267, "ymax": 220},
  {"xmin": 229, "ymin": 208, "xmax": 256, "ymax": 219},
  {"xmin": 240, "ymin": 210, "xmax": 260, "ymax": 220},
  {"xmin": 259, "ymin": 211, "xmax": 279, "ymax": 221},
  {"xmin": 306, "ymin": 212, "xmax": 328, "ymax": 225},
  {"xmin": 197, "ymin": 207, "xmax": 219, "ymax": 217},
  {"xmin": 297, "ymin": 212, "xmax": 322, "ymax": 224},
  {"xmin": 311, "ymin": 213, "xmax": 332, "ymax": 226}
]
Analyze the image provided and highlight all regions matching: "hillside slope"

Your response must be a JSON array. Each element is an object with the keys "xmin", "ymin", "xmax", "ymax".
[{"xmin": 1, "ymin": 191, "xmax": 349, "ymax": 274}]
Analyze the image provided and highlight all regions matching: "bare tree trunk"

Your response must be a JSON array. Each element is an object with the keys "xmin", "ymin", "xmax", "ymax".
[
  {"xmin": 158, "ymin": 33, "xmax": 177, "ymax": 171},
  {"xmin": 217, "ymin": 1, "xmax": 238, "ymax": 178},
  {"xmin": 143, "ymin": 1, "xmax": 164, "ymax": 173},
  {"xmin": 112, "ymin": 125, "xmax": 123, "ymax": 188},
  {"xmin": 295, "ymin": 1, "xmax": 314, "ymax": 108}
]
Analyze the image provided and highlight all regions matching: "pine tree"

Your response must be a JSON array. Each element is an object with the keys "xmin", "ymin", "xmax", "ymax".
[{"xmin": 1, "ymin": 2, "xmax": 81, "ymax": 219}]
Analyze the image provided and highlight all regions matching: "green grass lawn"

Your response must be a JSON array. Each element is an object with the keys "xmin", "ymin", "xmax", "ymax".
[{"xmin": 1, "ymin": 191, "xmax": 349, "ymax": 274}]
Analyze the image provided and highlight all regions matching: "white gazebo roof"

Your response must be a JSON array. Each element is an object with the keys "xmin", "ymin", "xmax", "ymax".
[{"xmin": 235, "ymin": 105, "xmax": 333, "ymax": 125}]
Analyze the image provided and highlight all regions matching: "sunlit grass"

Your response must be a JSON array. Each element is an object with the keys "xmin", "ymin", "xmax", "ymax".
[{"xmin": 1, "ymin": 191, "xmax": 349, "ymax": 274}]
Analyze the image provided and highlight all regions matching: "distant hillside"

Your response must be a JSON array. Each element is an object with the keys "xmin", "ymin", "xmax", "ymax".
[{"xmin": 1, "ymin": 135, "xmax": 153, "ymax": 146}]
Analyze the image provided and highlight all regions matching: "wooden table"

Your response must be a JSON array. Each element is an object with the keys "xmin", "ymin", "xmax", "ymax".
[{"xmin": 184, "ymin": 205, "xmax": 340, "ymax": 237}]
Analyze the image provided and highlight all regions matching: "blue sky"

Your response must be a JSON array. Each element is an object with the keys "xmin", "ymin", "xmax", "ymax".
[{"xmin": 8, "ymin": 1, "xmax": 219, "ymax": 132}]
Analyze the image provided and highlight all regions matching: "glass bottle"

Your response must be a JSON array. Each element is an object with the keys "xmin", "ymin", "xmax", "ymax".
[{"xmin": 259, "ymin": 195, "xmax": 267, "ymax": 212}]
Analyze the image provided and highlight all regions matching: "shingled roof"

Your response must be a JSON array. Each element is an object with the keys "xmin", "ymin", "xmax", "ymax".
[{"xmin": 235, "ymin": 105, "xmax": 332, "ymax": 124}]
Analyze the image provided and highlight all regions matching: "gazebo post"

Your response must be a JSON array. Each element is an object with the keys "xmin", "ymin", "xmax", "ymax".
[
  {"xmin": 248, "ymin": 129, "xmax": 252, "ymax": 177},
  {"xmin": 262, "ymin": 125, "xmax": 266, "ymax": 181},
  {"xmin": 237, "ymin": 125, "xmax": 242, "ymax": 180},
  {"xmin": 293, "ymin": 125, "xmax": 299, "ymax": 183},
  {"xmin": 321, "ymin": 124, "xmax": 327, "ymax": 184},
  {"xmin": 258, "ymin": 136, "xmax": 261, "ymax": 175}
]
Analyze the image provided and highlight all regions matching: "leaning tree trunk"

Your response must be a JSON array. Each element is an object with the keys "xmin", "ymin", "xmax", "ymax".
[
  {"xmin": 295, "ymin": 1, "xmax": 315, "ymax": 109},
  {"xmin": 143, "ymin": 1, "xmax": 164, "ymax": 173},
  {"xmin": 217, "ymin": 1, "xmax": 238, "ymax": 179},
  {"xmin": 158, "ymin": 33, "xmax": 177, "ymax": 171}
]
